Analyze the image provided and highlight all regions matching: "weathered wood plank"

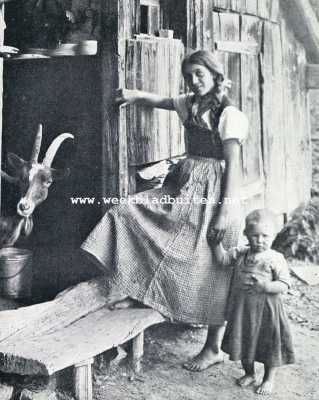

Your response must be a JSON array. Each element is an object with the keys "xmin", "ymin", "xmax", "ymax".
[
  {"xmin": 202, "ymin": 0, "xmax": 214, "ymax": 50},
  {"xmin": 101, "ymin": 0, "xmax": 138, "ymax": 202},
  {"xmin": 270, "ymin": 0, "xmax": 279, "ymax": 22},
  {"xmin": 125, "ymin": 37, "xmax": 184, "ymax": 165},
  {"xmin": 0, "ymin": 306, "xmax": 165, "ymax": 376},
  {"xmin": 214, "ymin": 0, "xmax": 230, "ymax": 10},
  {"xmin": 215, "ymin": 40, "xmax": 259, "ymax": 55},
  {"xmin": 281, "ymin": 19, "xmax": 297, "ymax": 214},
  {"xmin": 306, "ymin": 64, "xmax": 319, "ymax": 89},
  {"xmin": 229, "ymin": 0, "xmax": 244, "ymax": 13},
  {"xmin": 262, "ymin": 21, "xmax": 286, "ymax": 213},
  {"xmin": 281, "ymin": 0, "xmax": 319, "ymax": 63},
  {"xmin": 240, "ymin": 15, "xmax": 263, "ymax": 201},
  {"xmin": 0, "ymin": 279, "xmax": 110, "ymax": 343},
  {"xmin": 186, "ymin": 0, "xmax": 214, "ymax": 50},
  {"xmin": 195, "ymin": 0, "xmax": 204, "ymax": 49},
  {"xmin": 281, "ymin": 19, "xmax": 311, "ymax": 213},
  {"xmin": 244, "ymin": 0, "xmax": 258, "ymax": 15},
  {"xmin": 257, "ymin": 0, "xmax": 271, "ymax": 20},
  {"xmin": 148, "ymin": 5, "xmax": 160, "ymax": 35},
  {"xmin": 215, "ymin": 12, "xmax": 241, "ymax": 107},
  {"xmin": 169, "ymin": 40, "xmax": 185, "ymax": 156}
]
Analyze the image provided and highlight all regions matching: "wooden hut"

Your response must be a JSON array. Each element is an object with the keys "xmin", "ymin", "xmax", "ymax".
[{"xmin": 0, "ymin": 0, "xmax": 318, "ymax": 297}]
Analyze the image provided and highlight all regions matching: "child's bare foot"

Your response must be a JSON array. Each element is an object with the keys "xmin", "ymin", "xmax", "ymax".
[
  {"xmin": 256, "ymin": 380, "xmax": 274, "ymax": 395},
  {"xmin": 236, "ymin": 374, "xmax": 256, "ymax": 387},
  {"xmin": 183, "ymin": 348, "xmax": 224, "ymax": 372}
]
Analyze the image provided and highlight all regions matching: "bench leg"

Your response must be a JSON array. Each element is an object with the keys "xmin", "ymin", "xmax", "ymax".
[
  {"xmin": 74, "ymin": 358, "xmax": 94, "ymax": 400},
  {"xmin": 131, "ymin": 331, "xmax": 144, "ymax": 373}
]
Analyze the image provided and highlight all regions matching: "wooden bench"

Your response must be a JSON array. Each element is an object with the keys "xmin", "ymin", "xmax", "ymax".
[{"xmin": 0, "ymin": 278, "xmax": 165, "ymax": 400}]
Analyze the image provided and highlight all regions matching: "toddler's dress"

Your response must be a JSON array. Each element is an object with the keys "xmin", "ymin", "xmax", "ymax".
[
  {"xmin": 221, "ymin": 247, "xmax": 295, "ymax": 366},
  {"xmin": 81, "ymin": 93, "xmax": 248, "ymax": 325}
]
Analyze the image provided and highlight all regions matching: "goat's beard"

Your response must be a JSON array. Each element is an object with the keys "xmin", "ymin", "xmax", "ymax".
[{"xmin": 21, "ymin": 217, "xmax": 34, "ymax": 237}]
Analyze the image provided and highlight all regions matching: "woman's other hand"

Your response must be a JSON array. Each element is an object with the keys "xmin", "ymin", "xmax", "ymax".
[{"xmin": 207, "ymin": 212, "xmax": 228, "ymax": 244}]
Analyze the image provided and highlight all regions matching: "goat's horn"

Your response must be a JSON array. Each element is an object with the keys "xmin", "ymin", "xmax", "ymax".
[
  {"xmin": 42, "ymin": 133, "xmax": 74, "ymax": 167},
  {"xmin": 1, "ymin": 170, "xmax": 18, "ymax": 183},
  {"xmin": 30, "ymin": 124, "xmax": 43, "ymax": 163}
]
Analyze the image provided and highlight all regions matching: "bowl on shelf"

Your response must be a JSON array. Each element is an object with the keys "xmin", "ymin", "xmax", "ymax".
[
  {"xmin": 77, "ymin": 40, "xmax": 98, "ymax": 56},
  {"xmin": 48, "ymin": 43, "xmax": 78, "ymax": 56}
]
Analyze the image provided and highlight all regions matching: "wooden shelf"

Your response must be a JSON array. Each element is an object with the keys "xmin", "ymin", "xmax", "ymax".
[{"xmin": 5, "ymin": 53, "xmax": 98, "ymax": 62}]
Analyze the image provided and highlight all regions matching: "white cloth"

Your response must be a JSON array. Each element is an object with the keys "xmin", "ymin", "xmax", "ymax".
[{"xmin": 173, "ymin": 94, "xmax": 248, "ymax": 144}]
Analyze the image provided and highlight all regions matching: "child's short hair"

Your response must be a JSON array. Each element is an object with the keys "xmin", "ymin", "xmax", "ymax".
[{"xmin": 245, "ymin": 208, "xmax": 279, "ymax": 233}]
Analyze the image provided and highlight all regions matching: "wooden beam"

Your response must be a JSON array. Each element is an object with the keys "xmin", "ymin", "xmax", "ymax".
[
  {"xmin": 131, "ymin": 331, "xmax": 144, "ymax": 372},
  {"xmin": 215, "ymin": 40, "xmax": 259, "ymax": 55},
  {"xmin": 306, "ymin": 64, "xmax": 319, "ymax": 89},
  {"xmin": 281, "ymin": 0, "xmax": 319, "ymax": 63},
  {"xmin": 74, "ymin": 358, "xmax": 94, "ymax": 400}
]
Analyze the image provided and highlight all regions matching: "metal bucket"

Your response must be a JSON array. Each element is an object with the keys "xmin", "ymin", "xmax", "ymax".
[{"xmin": 0, "ymin": 247, "xmax": 33, "ymax": 299}]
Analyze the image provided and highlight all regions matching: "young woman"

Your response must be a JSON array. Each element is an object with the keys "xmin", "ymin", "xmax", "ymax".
[{"xmin": 81, "ymin": 50, "xmax": 249, "ymax": 371}]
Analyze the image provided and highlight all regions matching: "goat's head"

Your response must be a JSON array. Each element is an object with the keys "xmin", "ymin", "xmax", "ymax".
[{"xmin": 2, "ymin": 124, "xmax": 74, "ymax": 218}]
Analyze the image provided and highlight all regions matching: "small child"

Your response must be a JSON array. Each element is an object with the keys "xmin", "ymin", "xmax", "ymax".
[{"xmin": 213, "ymin": 209, "xmax": 295, "ymax": 395}]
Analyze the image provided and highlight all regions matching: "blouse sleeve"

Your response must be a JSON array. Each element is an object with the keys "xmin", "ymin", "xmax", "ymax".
[
  {"xmin": 172, "ymin": 94, "xmax": 190, "ymax": 123},
  {"xmin": 218, "ymin": 106, "xmax": 249, "ymax": 144}
]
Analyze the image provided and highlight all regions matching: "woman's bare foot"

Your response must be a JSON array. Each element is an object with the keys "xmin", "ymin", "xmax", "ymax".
[
  {"xmin": 183, "ymin": 348, "xmax": 224, "ymax": 372},
  {"xmin": 236, "ymin": 374, "xmax": 256, "ymax": 387},
  {"xmin": 108, "ymin": 297, "xmax": 137, "ymax": 310},
  {"xmin": 256, "ymin": 380, "xmax": 274, "ymax": 395}
]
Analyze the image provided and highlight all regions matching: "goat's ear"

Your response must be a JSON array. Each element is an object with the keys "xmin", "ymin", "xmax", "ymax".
[
  {"xmin": 7, "ymin": 152, "xmax": 27, "ymax": 172},
  {"xmin": 51, "ymin": 167, "xmax": 70, "ymax": 181}
]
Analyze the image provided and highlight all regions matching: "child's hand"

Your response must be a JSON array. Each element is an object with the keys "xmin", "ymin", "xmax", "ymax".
[{"xmin": 244, "ymin": 275, "xmax": 267, "ymax": 294}]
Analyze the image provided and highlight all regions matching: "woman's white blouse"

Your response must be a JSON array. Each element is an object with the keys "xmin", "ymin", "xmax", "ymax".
[{"xmin": 173, "ymin": 94, "xmax": 249, "ymax": 144}]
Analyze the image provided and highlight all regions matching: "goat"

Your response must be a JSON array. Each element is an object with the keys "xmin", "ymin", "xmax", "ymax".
[{"xmin": 0, "ymin": 124, "xmax": 74, "ymax": 247}]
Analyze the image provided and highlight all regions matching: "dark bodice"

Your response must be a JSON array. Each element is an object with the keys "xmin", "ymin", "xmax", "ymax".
[{"xmin": 183, "ymin": 94, "xmax": 231, "ymax": 160}]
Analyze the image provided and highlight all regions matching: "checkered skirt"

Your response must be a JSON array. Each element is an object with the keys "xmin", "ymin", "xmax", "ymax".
[{"xmin": 81, "ymin": 157, "xmax": 242, "ymax": 324}]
